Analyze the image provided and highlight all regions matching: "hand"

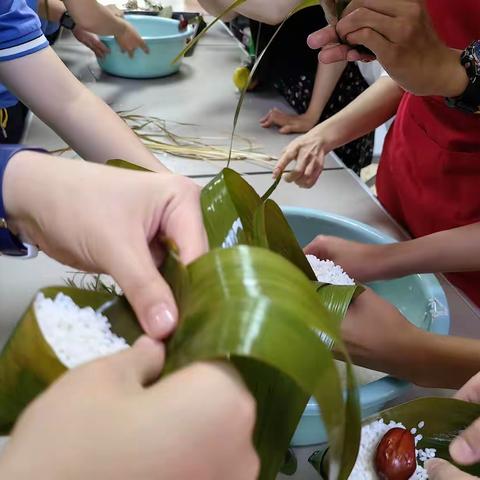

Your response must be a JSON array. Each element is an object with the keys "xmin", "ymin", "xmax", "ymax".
[
  {"xmin": 114, "ymin": 19, "xmax": 149, "ymax": 57},
  {"xmin": 307, "ymin": 0, "xmax": 469, "ymax": 97},
  {"xmin": 426, "ymin": 459, "xmax": 478, "ymax": 479},
  {"xmin": 0, "ymin": 336, "xmax": 259, "ymax": 480},
  {"xmin": 260, "ymin": 108, "xmax": 318, "ymax": 135},
  {"xmin": 304, "ymin": 235, "xmax": 388, "ymax": 282},
  {"xmin": 3, "ymin": 152, "xmax": 208, "ymax": 339},
  {"xmin": 73, "ymin": 26, "xmax": 110, "ymax": 59},
  {"xmin": 273, "ymin": 125, "xmax": 330, "ymax": 188}
]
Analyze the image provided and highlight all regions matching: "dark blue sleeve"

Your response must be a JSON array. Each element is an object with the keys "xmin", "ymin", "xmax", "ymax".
[{"xmin": 0, "ymin": 145, "xmax": 43, "ymax": 256}]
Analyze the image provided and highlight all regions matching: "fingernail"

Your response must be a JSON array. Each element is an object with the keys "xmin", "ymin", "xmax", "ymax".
[
  {"xmin": 147, "ymin": 303, "xmax": 177, "ymax": 339},
  {"xmin": 450, "ymin": 437, "xmax": 476, "ymax": 463}
]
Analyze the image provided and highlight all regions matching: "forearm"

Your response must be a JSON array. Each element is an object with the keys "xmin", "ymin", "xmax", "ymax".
[
  {"xmin": 371, "ymin": 223, "xmax": 480, "ymax": 280},
  {"xmin": 37, "ymin": 0, "xmax": 65, "ymax": 22},
  {"xmin": 304, "ymin": 61, "xmax": 347, "ymax": 122},
  {"xmin": 319, "ymin": 76, "xmax": 403, "ymax": 151},
  {"xmin": 341, "ymin": 290, "xmax": 480, "ymax": 390},
  {"xmin": 0, "ymin": 49, "xmax": 165, "ymax": 171},
  {"xmin": 198, "ymin": 0, "xmax": 301, "ymax": 24},
  {"xmin": 62, "ymin": 0, "xmax": 125, "ymax": 36}
]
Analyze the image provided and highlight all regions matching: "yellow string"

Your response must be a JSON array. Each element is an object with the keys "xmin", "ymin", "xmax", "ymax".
[{"xmin": 0, "ymin": 108, "xmax": 8, "ymax": 133}]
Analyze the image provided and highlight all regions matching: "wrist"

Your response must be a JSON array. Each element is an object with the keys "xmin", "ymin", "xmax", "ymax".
[
  {"xmin": 438, "ymin": 48, "xmax": 469, "ymax": 98},
  {"xmin": 113, "ymin": 18, "xmax": 128, "ymax": 37}
]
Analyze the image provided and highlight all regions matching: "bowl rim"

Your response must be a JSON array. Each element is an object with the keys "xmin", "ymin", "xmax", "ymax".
[
  {"xmin": 99, "ymin": 15, "xmax": 194, "ymax": 42},
  {"xmin": 281, "ymin": 206, "xmax": 451, "ymax": 413}
]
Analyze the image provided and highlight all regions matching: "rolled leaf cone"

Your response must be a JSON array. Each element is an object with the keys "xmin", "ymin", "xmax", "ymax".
[
  {"xmin": 0, "ymin": 287, "xmax": 142, "ymax": 435},
  {"xmin": 310, "ymin": 397, "xmax": 480, "ymax": 477}
]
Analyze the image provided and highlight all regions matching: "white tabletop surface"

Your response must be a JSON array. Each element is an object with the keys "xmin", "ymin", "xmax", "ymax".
[{"xmin": 1, "ymin": 17, "xmax": 479, "ymax": 480}]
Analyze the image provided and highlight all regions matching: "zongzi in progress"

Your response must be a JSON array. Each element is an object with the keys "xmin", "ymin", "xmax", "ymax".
[{"xmin": 35, "ymin": 293, "xmax": 129, "ymax": 368}]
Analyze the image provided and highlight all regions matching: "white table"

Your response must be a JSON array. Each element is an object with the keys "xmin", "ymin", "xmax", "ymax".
[{"xmin": 2, "ymin": 20, "xmax": 479, "ymax": 480}]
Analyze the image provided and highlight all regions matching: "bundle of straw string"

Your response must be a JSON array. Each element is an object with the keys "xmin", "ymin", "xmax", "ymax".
[{"xmin": 51, "ymin": 112, "xmax": 276, "ymax": 167}]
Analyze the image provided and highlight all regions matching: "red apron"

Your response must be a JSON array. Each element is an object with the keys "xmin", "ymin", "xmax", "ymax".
[{"xmin": 377, "ymin": 0, "xmax": 480, "ymax": 306}]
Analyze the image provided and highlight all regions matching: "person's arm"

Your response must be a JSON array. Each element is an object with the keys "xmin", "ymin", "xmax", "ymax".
[
  {"xmin": 0, "ymin": 48, "xmax": 163, "ymax": 170},
  {"xmin": 341, "ymin": 289, "xmax": 480, "ymax": 390},
  {"xmin": 198, "ymin": 0, "xmax": 301, "ymax": 24},
  {"xmin": 304, "ymin": 223, "xmax": 480, "ymax": 284},
  {"xmin": 38, "ymin": 0, "xmax": 147, "ymax": 55},
  {"xmin": 274, "ymin": 76, "xmax": 403, "ymax": 186},
  {"xmin": 0, "ymin": 337, "xmax": 259, "ymax": 480},
  {"xmin": 260, "ymin": 60, "xmax": 347, "ymax": 134}
]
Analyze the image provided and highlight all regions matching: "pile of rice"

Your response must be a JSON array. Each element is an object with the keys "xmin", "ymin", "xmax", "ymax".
[
  {"xmin": 350, "ymin": 419, "xmax": 436, "ymax": 479},
  {"xmin": 307, "ymin": 255, "xmax": 355, "ymax": 286},
  {"xmin": 35, "ymin": 293, "xmax": 129, "ymax": 368}
]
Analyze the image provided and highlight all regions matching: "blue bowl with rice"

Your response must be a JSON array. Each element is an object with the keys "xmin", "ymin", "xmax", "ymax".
[
  {"xmin": 281, "ymin": 207, "xmax": 450, "ymax": 446},
  {"xmin": 98, "ymin": 16, "xmax": 194, "ymax": 79}
]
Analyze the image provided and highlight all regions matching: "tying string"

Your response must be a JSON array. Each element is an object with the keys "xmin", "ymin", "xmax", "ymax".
[{"xmin": 0, "ymin": 108, "xmax": 9, "ymax": 139}]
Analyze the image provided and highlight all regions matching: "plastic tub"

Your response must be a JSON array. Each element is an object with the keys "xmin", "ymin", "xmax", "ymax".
[
  {"xmin": 281, "ymin": 207, "xmax": 450, "ymax": 446},
  {"xmin": 98, "ymin": 16, "xmax": 194, "ymax": 79}
]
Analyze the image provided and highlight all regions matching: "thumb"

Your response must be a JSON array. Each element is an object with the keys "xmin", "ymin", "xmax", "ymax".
[
  {"xmin": 109, "ymin": 241, "xmax": 178, "ymax": 340},
  {"xmin": 304, "ymin": 234, "xmax": 328, "ymax": 256},
  {"xmin": 426, "ymin": 458, "xmax": 476, "ymax": 480},
  {"xmin": 450, "ymin": 418, "xmax": 480, "ymax": 465},
  {"xmin": 279, "ymin": 125, "xmax": 294, "ymax": 134},
  {"xmin": 109, "ymin": 335, "xmax": 165, "ymax": 387}
]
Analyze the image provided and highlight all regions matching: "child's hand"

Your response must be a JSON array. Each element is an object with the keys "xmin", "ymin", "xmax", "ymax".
[
  {"xmin": 73, "ymin": 27, "xmax": 110, "ymax": 59},
  {"xmin": 115, "ymin": 19, "xmax": 149, "ymax": 57},
  {"xmin": 260, "ymin": 108, "xmax": 317, "ymax": 135},
  {"xmin": 304, "ymin": 235, "xmax": 387, "ymax": 283},
  {"xmin": 273, "ymin": 125, "xmax": 330, "ymax": 188}
]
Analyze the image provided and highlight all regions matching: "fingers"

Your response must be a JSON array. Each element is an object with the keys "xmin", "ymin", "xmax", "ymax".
[
  {"xmin": 304, "ymin": 235, "xmax": 329, "ymax": 257},
  {"xmin": 450, "ymin": 417, "xmax": 480, "ymax": 465},
  {"xmin": 426, "ymin": 458, "xmax": 476, "ymax": 480},
  {"xmin": 140, "ymin": 39, "xmax": 149, "ymax": 55},
  {"xmin": 307, "ymin": 25, "xmax": 339, "ymax": 49},
  {"xmin": 344, "ymin": 27, "xmax": 392, "ymax": 58},
  {"xmin": 109, "ymin": 240, "xmax": 178, "ymax": 339},
  {"xmin": 273, "ymin": 145, "xmax": 299, "ymax": 178},
  {"xmin": 455, "ymin": 372, "xmax": 480, "ymax": 403},
  {"xmin": 297, "ymin": 157, "xmax": 324, "ymax": 188},
  {"xmin": 279, "ymin": 125, "xmax": 294, "ymax": 134},
  {"xmin": 162, "ymin": 179, "xmax": 208, "ymax": 264},
  {"xmin": 318, "ymin": 43, "xmax": 352, "ymax": 63},
  {"xmin": 110, "ymin": 335, "xmax": 165, "ymax": 387}
]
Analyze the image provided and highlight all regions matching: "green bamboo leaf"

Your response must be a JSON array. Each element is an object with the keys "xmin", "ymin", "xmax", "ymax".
[
  {"xmin": 253, "ymin": 199, "xmax": 316, "ymax": 280},
  {"xmin": 162, "ymin": 245, "xmax": 357, "ymax": 480},
  {"xmin": 280, "ymin": 449, "xmax": 298, "ymax": 476},
  {"xmin": 172, "ymin": 0, "xmax": 247, "ymax": 63},
  {"xmin": 107, "ymin": 159, "xmax": 152, "ymax": 172},
  {"xmin": 312, "ymin": 397, "xmax": 480, "ymax": 478},
  {"xmin": 201, "ymin": 168, "xmax": 262, "ymax": 248},
  {"xmin": 0, "ymin": 287, "xmax": 140, "ymax": 435},
  {"xmin": 228, "ymin": 0, "xmax": 320, "ymax": 163},
  {"xmin": 261, "ymin": 175, "xmax": 282, "ymax": 202}
]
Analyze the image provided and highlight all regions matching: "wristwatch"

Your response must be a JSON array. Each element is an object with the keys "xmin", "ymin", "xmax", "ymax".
[
  {"xmin": 446, "ymin": 40, "xmax": 480, "ymax": 114},
  {"xmin": 59, "ymin": 11, "xmax": 76, "ymax": 30}
]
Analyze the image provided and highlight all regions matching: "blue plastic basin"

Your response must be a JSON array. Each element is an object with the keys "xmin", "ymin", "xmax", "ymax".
[
  {"xmin": 98, "ymin": 16, "xmax": 194, "ymax": 79},
  {"xmin": 282, "ymin": 207, "xmax": 450, "ymax": 446}
]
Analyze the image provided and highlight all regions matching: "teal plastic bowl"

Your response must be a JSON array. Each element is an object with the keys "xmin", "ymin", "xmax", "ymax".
[
  {"xmin": 98, "ymin": 16, "xmax": 194, "ymax": 78},
  {"xmin": 282, "ymin": 207, "xmax": 450, "ymax": 447}
]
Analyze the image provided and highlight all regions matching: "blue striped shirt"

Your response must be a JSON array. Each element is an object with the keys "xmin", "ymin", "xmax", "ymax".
[{"xmin": 0, "ymin": 0, "xmax": 49, "ymax": 107}]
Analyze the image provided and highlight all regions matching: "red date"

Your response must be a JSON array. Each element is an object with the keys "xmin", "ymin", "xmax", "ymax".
[{"xmin": 375, "ymin": 428, "xmax": 416, "ymax": 480}]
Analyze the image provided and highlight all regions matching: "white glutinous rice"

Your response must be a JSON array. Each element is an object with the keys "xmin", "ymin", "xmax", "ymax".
[
  {"xmin": 306, "ymin": 255, "xmax": 355, "ymax": 286},
  {"xmin": 35, "ymin": 293, "xmax": 129, "ymax": 368},
  {"xmin": 349, "ymin": 419, "xmax": 436, "ymax": 479},
  {"xmin": 307, "ymin": 254, "xmax": 387, "ymax": 386}
]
